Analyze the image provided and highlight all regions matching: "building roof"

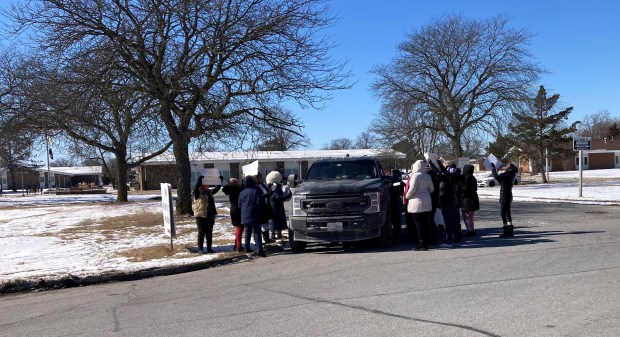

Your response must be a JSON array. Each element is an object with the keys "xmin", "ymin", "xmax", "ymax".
[
  {"xmin": 144, "ymin": 149, "xmax": 406, "ymax": 164},
  {"xmin": 36, "ymin": 166, "xmax": 103, "ymax": 176}
]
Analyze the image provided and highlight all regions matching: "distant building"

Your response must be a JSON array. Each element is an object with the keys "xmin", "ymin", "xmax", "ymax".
[
  {"xmin": 135, "ymin": 149, "xmax": 405, "ymax": 190},
  {"xmin": 35, "ymin": 166, "xmax": 103, "ymax": 189}
]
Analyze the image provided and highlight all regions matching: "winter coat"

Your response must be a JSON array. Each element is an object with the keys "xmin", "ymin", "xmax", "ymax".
[
  {"xmin": 193, "ymin": 189, "xmax": 217, "ymax": 220},
  {"xmin": 222, "ymin": 183, "xmax": 243, "ymax": 226},
  {"xmin": 460, "ymin": 164, "xmax": 479, "ymax": 212},
  {"xmin": 438, "ymin": 173, "xmax": 458, "ymax": 208},
  {"xmin": 492, "ymin": 167, "xmax": 515, "ymax": 204},
  {"xmin": 269, "ymin": 183, "xmax": 292, "ymax": 230},
  {"xmin": 257, "ymin": 182, "xmax": 271, "ymax": 224},
  {"xmin": 238, "ymin": 176, "xmax": 264, "ymax": 225},
  {"xmin": 405, "ymin": 160, "xmax": 434, "ymax": 214}
]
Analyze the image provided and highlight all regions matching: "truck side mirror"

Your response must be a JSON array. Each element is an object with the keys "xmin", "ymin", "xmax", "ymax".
[{"xmin": 287, "ymin": 174, "xmax": 298, "ymax": 187}]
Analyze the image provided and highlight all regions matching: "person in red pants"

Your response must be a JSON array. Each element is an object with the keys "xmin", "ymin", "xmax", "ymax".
[{"xmin": 223, "ymin": 178, "xmax": 244, "ymax": 252}]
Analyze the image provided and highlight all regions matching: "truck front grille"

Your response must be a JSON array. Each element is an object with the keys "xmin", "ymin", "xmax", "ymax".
[{"xmin": 301, "ymin": 193, "xmax": 369, "ymax": 216}]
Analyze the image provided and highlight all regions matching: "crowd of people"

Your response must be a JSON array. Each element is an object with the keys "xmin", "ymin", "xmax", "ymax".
[
  {"xmin": 193, "ymin": 170, "xmax": 291, "ymax": 257},
  {"xmin": 192, "ymin": 160, "xmax": 518, "ymax": 255},
  {"xmin": 400, "ymin": 159, "xmax": 518, "ymax": 250}
]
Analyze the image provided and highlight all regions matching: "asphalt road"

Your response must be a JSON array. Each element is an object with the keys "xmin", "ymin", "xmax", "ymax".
[{"xmin": 2, "ymin": 200, "xmax": 620, "ymax": 337}]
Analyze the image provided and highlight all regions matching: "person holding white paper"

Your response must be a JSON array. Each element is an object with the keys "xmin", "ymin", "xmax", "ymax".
[
  {"xmin": 192, "ymin": 176, "xmax": 221, "ymax": 253},
  {"xmin": 491, "ymin": 163, "xmax": 518, "ymax": 238}
]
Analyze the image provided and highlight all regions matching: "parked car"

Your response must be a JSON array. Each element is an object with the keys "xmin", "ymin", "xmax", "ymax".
[{"xmin": 477, "ymin": 173, "xmax": 521, "ymax": 187}]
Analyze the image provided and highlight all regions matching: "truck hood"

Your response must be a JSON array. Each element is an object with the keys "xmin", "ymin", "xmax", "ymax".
[{"xmin": 295, "ymin": 178, "xmax": 383, "ymax": 195}]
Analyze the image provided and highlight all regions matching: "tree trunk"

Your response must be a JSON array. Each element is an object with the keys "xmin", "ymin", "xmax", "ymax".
[
  {"xmin": 539, "ymin": 148, "xmax": 548, "ymax": 183},
  {"xmin": 115, "ymin": 157, "xmax": 129, "ymax": 202},
  {"xmin": 9, "ymin": 168, "xmax": 16, "ymax": 192},
  {"xmin": 171, "ymin": 136, "xmax": 193, "ymax": 216}
]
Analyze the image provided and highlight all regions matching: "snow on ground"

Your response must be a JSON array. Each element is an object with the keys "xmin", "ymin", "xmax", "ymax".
[
  {"xmin": 476, "ymin": 168, "xmax": 620, "ymax": 204},
  {"xmin": 0, "ymin": 192, "xmax": 235, "ymax": 286},
  {"xmin": 1, "ymin": 168, "xmax": 619, "ymax": 288}
]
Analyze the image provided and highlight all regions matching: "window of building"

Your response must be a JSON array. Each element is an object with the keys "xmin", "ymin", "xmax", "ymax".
[{"xmin": 284, "ymin": 168, "xmax": 300, "ymax": 179}]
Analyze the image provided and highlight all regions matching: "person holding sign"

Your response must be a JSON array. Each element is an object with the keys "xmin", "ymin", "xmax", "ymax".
[
  {"xmin": 490, "ymin": 163, "xmax": 518, "ymax": 238},
  {"xmin": 193, "ymin": 176, "xmax": 222, "ymax": 254}
]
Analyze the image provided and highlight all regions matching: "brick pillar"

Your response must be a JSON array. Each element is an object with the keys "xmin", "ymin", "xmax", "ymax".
[
  {"xmin": 301, "ymin": 161, "xmax": 309, "ymax": 179},
  {"xmin": 277, "ymin": 161, "xmax": 285, "ymax": 174}
]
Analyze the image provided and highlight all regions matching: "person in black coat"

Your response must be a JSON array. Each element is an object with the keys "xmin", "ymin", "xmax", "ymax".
[
  {"xmin": 222, "ymin": 178, "xmax": 244, "ymax": 252},
  {"xmin": 460, "ymin": 164, "xmax": 480, "ymax": 237},
  {"xmin": 389, "ymin": 169, "xmax": 406, "ymax": 236},
  {"xmin": 238, "ymin": 176, "xmax": 267, "ymax": 257},
  {"xmin": 266, "ymin": 171, "xmax": 292, "ymax": 241},
  {"xmin": 491, "ymin": 163, "xmax": 518, "ymax": 238},
  {"xmin": 438, "ymin": 165, "xmax": 461, "ymax": 246}
]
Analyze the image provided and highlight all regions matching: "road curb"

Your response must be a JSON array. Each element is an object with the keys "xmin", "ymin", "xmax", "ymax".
[{"xmin": 0, "ymin": 244, "xmax": 286, "ymax": 295}]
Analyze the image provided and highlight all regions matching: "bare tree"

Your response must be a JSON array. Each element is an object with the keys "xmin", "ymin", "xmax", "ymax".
[
  {"xmin": 372, "ymin": 14, "xmax": 543, "ymax": 157},
  {"xmin": 576, "ymin": 110, "xmax": 620, "ymax": 140},
  {"xmin": 370, "ymin": 101, "xmax": 443, "ymax": 161},
  {"xmin": 353, "ymin": 131, "xmax": 379, "ymax": 149},
  {"xmin": 8, "ymin": 0, "xmax": 349, "ymax": 215},
  {"xmin": 252, "ymin": 107, "xmax": 311, "ymax": 151},
  {"xmin": 322, "ymin": 138, "xmax": 354, "ymax": 150},
  {"xmin": 11, "ymin": 49, "xmax": 172, "ymax": 201}
]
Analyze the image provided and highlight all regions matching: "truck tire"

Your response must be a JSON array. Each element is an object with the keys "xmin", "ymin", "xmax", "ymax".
[
  {"xmin": 488, "ymin": 180, "xmax": 495, "ymax": 187},
  {"xmin": 288, "ymin": 229, "xmax": 306, "ymax": 253},
  {"xmin": 378, "ymin": 210, "xmax": 393, "ymax": 247}
]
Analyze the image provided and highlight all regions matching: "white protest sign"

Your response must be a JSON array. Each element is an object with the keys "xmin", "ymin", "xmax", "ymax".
[
  {"xmin": 423, "ymin": 152, "xmax": 441, "ymax": 169},
  {"xmin": 483, "ymin": 154, "xmax": 502, "ymax": 171},
  {"xmin": 242, "ymin": 160, "xmax": 259, "ymax": 177},
  {"xmin": 160, "ymin": 183, "xmax": 176, "ymax": 239},
  {"xmin": 202, "ymin": 168, "xmax": 221, "ymax": 186}
]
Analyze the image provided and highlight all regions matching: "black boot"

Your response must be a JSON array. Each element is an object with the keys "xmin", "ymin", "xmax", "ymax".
[
  {"xmin": 499, "ymin": 225, "xmax": 514, "ymax": 238},
  {"xmin": 413, "ymin": 241, "xmax": 427, "ymax": 251}
]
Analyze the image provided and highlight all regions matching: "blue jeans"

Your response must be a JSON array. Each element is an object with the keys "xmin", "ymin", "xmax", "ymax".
[{"xmin": 244, "ymin": 223, "xmax": 262, "ymax": 251}]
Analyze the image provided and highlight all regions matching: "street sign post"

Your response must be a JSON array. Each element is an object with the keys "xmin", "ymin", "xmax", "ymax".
[
  {"xmin": 573, "ymin": 136, "xmax": 591, "ymax": 151},
  {"xmin": 573, "ymin": 136, "xmax": 591, "ymax": 197},
  {"xmin": 161, "ymin": 183, "xmax": 176, "ymax": 250}
]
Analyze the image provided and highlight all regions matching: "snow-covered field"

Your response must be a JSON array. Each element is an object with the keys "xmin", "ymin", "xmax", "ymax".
[{"xmin": 1, "ymin": 168, "xmax": 619, "ymax": 290}]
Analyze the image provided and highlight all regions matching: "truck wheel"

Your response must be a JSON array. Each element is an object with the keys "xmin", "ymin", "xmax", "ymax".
[
  {"xmin": 288, "ymin": 229, "xmax": 306, "ymax": 253},
  {"xmin": 488, "ymin": 180, "xmax": 495, "ymax": 187},
  {"xmin": 378, "ymin": 210, "xmax": 393, "ymax": 247}
]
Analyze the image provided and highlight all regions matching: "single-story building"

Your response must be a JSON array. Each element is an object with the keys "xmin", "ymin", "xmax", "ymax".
[
  {"xmin": 477, "ymin": 139, "xmax": 620, "ymax": 174},
  {"xmin": 36, "ymin": 166, "xmax": 103, "ymax": 189},
  {"xmin": 136, "ymin": 149, "xmax": 405, "ymax": 190}
]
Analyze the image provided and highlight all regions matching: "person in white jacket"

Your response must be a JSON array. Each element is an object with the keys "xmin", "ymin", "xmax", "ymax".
[{"xmin": 405, "ymin": 160, "xmax": 434, "ymax": 251}]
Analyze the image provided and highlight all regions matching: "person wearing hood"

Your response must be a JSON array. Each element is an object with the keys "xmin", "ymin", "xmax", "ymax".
[
  {"xmin": 460, "ymin": 164, "xmax": 480, "ymax": 237},
  {"xmin": 192, "ymin": 176, "xmax": 221, "ymax": 254},
  {"xmin": 255, "ymin": 173, "xmax": 275, "ymax": 244},
  {"xmin": 404, "ymin": 160, "xmax": 435, "ymax": 251},
  {"xmin": 238, "ymin": 176, "xmax": 267, "ymax": 257},
  {"xmin": 266, "ymin": 170, "xmax": 292, "ymax": 241},
  {"xmin": 222, "ymin": 178, "xmax": 244, "ymax": 252},
  {"xmin": 491, "ymin": 163, "xmax": 518, "ymax": 238}
]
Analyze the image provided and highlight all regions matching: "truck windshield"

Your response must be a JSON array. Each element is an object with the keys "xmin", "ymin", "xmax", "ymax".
[{"xmin": 305, "ymin": 160, "xmax": 379, "ymax": 181}]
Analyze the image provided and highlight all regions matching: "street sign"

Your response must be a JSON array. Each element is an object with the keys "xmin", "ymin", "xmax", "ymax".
[{"xmin": 573, "ymin": 136, "xmax": 591, "ymax": 151}]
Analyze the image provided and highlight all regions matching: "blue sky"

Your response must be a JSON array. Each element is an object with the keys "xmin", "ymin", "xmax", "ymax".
[{"xmin": 297, "ymin": 0, "xmax": 620, "ymax": 149}]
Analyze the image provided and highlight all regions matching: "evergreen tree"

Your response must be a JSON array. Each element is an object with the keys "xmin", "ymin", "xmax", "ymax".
[
  {"xmin": 510, "ymin": 86, "xmax": 578, "ymax": 183},
  {"xmin": 608, "ymin": 123, "xmax": 620, "ymax": 141}
]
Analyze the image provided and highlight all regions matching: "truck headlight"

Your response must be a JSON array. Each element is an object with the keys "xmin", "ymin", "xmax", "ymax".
[
  {"xmin": 292, "ymin": 195, "xmax": 306, "ymax": 216},
  {"xmin": 364, "ymin": 192, "xmax": 381, "ymax": 213}
]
